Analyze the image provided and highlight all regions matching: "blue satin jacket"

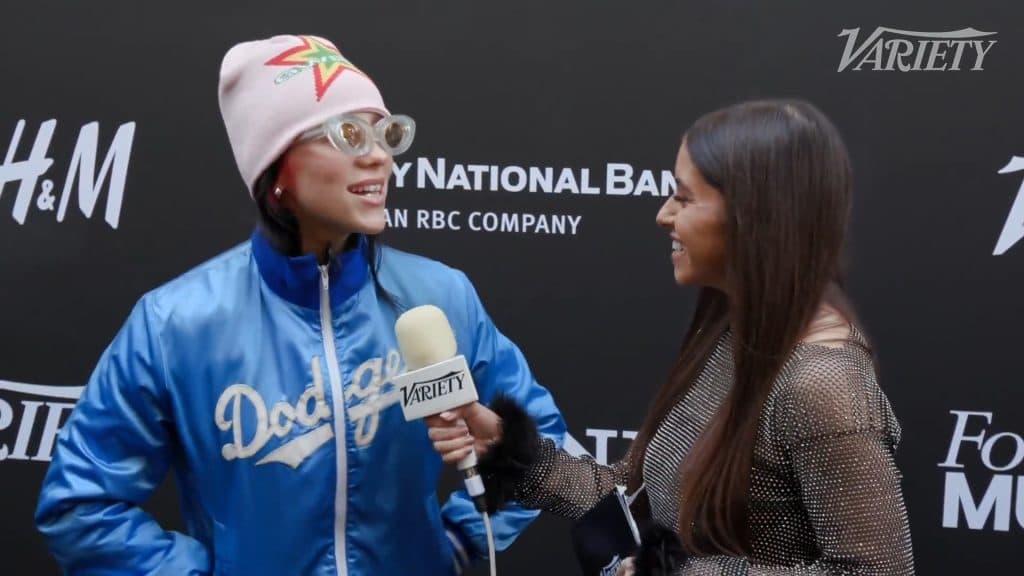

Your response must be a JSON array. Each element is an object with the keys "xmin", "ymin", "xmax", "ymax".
[{"xmin": 35, "ymin": 230, "xmax": 566, "ymax": 575}]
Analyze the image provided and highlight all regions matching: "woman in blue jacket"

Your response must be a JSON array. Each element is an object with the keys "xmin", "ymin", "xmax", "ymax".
[{"xmin": 35, "ymin": 34, "xmax": 566, "ymax": 576}]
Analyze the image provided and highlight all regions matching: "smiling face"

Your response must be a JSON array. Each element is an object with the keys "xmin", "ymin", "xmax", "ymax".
[
  {"xmin": 655, "ymin": 139, "xmax": 730, "ymax": 289},
  {"xmin": 276, "ymin": 111, "xmax": 393, "ymax": 256}
]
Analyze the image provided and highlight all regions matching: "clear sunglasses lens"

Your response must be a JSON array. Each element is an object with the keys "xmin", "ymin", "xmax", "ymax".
[
  {"xmin": 339, "ymin": 121, "xmax": 366, "ymax": 152},
  {"xmin": 381, "ymin": 116, "xmax": 415, "ymax": 155}
]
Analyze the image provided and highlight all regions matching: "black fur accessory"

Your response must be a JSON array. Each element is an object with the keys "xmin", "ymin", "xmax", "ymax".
[{"xmin": 476, "ymin": 394, "xmax": 540, "ymax": 514}]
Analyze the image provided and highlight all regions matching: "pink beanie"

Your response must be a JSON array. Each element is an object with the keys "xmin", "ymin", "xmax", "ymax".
[{"xmin": 218, "ymin": 34, "xmax": 390, "ymax": 195}]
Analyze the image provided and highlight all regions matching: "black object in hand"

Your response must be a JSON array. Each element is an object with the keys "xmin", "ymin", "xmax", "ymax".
[
  {"xmin": 633, "ymin": 523, "xmax": 687, "ymax": 576},
  {"xmin": 570, "ymin": 487, "xmax": 642, "ymax": 575}
]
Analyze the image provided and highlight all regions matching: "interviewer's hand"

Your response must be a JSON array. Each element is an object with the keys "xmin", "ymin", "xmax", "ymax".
[
  {"xmin": 425, "ymin": 402, "xmax": 502, "ymax": 464},
  {"xmin": 616, "ymin": 557, "xmax": 636, "ymax": 576}
]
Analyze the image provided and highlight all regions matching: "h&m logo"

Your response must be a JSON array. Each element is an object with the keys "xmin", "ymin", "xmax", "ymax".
[{"xmin": 0, "ymin": 119, "xmax": 135, "ymax": 228}]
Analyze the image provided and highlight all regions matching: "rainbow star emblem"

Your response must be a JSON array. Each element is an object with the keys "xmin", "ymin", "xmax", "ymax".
[{"xmin": 265, "ymin": 36, "xmax": 363, "ymax": 101}]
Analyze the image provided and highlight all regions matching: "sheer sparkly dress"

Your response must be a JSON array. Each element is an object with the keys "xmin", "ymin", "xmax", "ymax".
[{"xmin": 504, "ymin": 329, "xmax": 914, "ymax": 575}]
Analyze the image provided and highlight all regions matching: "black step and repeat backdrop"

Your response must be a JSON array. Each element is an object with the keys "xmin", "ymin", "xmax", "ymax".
[{"xmin": 2, "ymin": 1, "xmax": 1022, "ymax": 574}]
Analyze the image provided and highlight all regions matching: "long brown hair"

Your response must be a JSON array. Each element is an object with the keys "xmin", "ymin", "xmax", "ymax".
[{"xmin": 628, "ymin": 100, "xmax": 857, "ymax": 555}]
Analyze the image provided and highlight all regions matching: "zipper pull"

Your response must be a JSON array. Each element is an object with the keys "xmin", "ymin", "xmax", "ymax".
[{"xmin": 320, "ymin": 266, "xmax": 329, "ymax": 290}]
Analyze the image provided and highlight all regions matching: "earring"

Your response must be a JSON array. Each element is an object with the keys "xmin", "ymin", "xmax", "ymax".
[{"xmin": 273, "ymin": 187, "xmax": 284, "ymax": 199}]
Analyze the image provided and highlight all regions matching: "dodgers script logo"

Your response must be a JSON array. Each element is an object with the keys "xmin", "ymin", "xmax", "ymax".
[{"xmin": 215, "ymin": 351, "xmax": 403, "ymax": 469}]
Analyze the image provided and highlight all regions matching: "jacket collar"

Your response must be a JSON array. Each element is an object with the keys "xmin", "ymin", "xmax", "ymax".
[{"xmin": 251, "ymin": 228, "xmax": 369, "ymax": 310}]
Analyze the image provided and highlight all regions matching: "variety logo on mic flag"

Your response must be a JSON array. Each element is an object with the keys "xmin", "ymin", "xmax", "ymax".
[
  {"xmin": 836, "ymin": 27, "xmax": 998, "ymax": 72},
  {"xmin": 395, "ymin": 355, "xmax": 479, "ymax": 421}
]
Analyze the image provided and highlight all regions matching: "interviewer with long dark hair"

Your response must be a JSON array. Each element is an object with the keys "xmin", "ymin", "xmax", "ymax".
[{"xmin": 428, "ymin": 99, "xmax": 915, "ymax": 575}]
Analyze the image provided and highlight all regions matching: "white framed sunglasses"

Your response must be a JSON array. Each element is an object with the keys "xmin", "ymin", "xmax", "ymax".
[{"xmin": 298, "ymin": 113, "xmax": 416, "ymax": 157}]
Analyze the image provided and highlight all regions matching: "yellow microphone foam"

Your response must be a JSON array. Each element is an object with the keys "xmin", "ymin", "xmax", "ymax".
[{"xmin": 395, "ymin": 305, "xmax": 458, "ymax": 371}]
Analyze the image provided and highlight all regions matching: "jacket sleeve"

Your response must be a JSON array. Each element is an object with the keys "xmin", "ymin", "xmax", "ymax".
[
  {"xmin": 440, "ymin": 270, "xmax": 567, "ymax": 567},
  {"xmin": 34, "ymin": 297, "xmax": 211, "ymax": 575}
]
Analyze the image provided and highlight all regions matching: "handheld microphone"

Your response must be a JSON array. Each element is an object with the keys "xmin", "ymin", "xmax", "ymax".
[{"xmin": 394, "ymin": 304, "xmax": 487, "ymax": 512}]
